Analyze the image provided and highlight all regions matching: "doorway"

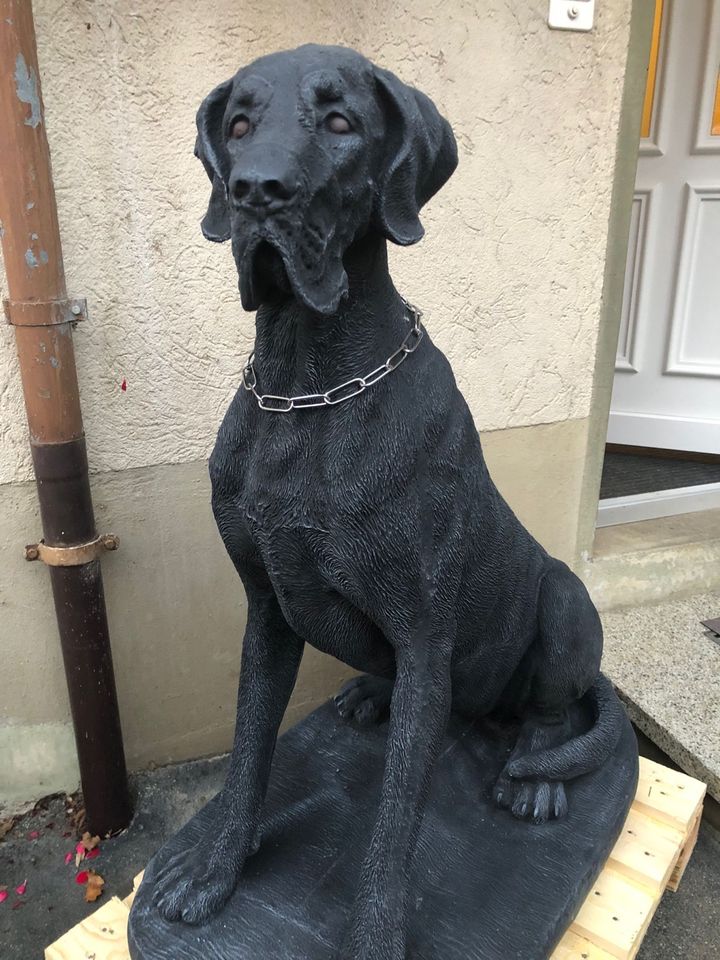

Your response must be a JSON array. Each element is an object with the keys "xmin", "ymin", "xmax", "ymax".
[{"xmin": 598, "ymin": 0, "xmax": 720, "ymax": 528}]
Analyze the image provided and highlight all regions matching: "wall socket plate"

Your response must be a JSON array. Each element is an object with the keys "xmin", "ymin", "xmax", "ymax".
[{"xmin": 548, "ymin": 0, "xmax": 595, "ymax": 32}]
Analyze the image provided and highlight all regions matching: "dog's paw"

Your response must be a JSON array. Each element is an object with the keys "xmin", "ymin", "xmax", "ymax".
[
  {"xmin": 152, "ymin": 838, "xmax": 242, "ymax": 924},
  {"xmin": 493, "ymin": 771, "xmax": 567, "ymax": 824},
  {"xmin": 334, "ymin": 675, "xmax": 392, "ymax": 726}
]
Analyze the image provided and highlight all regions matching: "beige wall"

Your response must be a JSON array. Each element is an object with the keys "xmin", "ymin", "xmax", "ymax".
[{"xmin": 0, "ymin": 0, "xmax": 637, "ymax": 811}]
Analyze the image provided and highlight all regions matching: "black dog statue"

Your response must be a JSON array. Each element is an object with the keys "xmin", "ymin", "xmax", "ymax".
[{"xmin": 149, "ymin": 44, "xmax": 627, "ymax": 960}]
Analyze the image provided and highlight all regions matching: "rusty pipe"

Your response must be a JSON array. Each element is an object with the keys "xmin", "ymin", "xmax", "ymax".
[{"xmin": 0, "ymin": 0, "xmax": 131, "ymax": 835}]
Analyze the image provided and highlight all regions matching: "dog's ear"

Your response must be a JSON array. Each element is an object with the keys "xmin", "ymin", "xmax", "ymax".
[
  {"xmin": 195, "ymin": 78, "xmax": 234, "ymax": 243},
  {"xmin": 373, "ymin": 68, "xmax": 458, "ymax": 246}
]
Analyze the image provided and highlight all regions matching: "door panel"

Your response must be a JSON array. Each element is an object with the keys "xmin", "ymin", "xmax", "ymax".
[{"xmin": 666, "ymin": 186, "xmax": 720, "ymax": 377}]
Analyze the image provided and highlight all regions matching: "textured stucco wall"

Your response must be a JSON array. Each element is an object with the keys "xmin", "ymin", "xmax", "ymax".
[
  {"xmin": 0, "ymin": 0, "xmax": 636, "ymax": 810},
  {"xmin": 0, "ymin": 0, "xmax": 632, "ymax": 483}
]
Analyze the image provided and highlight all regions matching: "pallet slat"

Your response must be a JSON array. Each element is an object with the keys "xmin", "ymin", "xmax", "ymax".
[
  {"xmin": 47, "ymin": 760, "xmax": 706, "ymax": 960},
  {"xmin": 551, "ymin": 929, "xmax": 618, "ymax": 960},
  {"xmin": 569, "ymin": 869, "xmax": 656, "ymax": 960},
  {"xmin": 633, "ymin": 758, "xmax": 706, "ymax": 832},
  {"xmin": 607, "ymin": 807, "xmax": 681, "ymax": 892},
  {"xmin": 45, "ymin": 897, "xmax": 130, "ymax": 960}
]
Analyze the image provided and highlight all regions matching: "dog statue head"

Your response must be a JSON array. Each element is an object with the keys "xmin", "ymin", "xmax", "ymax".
[{"xmin": 195, "ymin": 44, "xmax": 457, "ymax": 315}]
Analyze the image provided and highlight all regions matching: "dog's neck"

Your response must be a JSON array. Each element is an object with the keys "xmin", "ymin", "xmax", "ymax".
[{"xmin": 251, "ymin": 235, "xmax": 411, "ymax": 398}]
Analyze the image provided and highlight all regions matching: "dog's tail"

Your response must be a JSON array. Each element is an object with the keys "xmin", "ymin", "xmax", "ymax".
[{"xmin": 506, "ymin": 674, "xmax": 625, "ymax": 782}]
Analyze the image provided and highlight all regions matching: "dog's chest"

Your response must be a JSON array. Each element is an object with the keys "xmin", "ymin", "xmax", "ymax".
[
  {"xmin": 213, "ymin": 411, "xmax": 359, "ymax": 571},
  {"xmin": 245, "ymin": 423, "xmax": 337, "ymax": 528},
  {"xmin": 232, "ymin": 473, "xmax": 358, "ymax": 644}
]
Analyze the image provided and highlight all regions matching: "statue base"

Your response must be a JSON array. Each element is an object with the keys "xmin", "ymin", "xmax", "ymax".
[{"xmin": 129, "ymin": 696, "xmax": 638, "ymax": 960}]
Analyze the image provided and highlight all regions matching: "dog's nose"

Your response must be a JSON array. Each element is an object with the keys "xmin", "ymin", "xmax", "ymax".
[
  {"xmin": 232, "ymin": 174, "xmax": 298, "ymax": 206},
  {"xmin": 229, "ymin": 157, "xmax": 299, "ymax": 211}
]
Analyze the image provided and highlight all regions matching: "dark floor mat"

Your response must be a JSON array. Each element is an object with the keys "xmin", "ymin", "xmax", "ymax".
[{"xmin": 600, "ymin": 453, "xmax": 720, "ymax": 500}]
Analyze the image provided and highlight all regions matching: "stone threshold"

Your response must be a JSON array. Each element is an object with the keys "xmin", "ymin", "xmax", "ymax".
[
  {"xmin": 580, "ymin": 508, "xmax": 720, "ymax": 612},
  {"xmin": 600, "ymin": 592, "xmax": 720, "ymax": 803}
]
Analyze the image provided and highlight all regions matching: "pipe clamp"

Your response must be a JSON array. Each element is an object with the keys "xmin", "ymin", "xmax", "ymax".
[
  {"xmin": 24, "ymin": 533, "xmax": 119, "ymax": 566},
  {"xmin": 3, "ymin": 297, "xmax": 88, "ymax": 327}
]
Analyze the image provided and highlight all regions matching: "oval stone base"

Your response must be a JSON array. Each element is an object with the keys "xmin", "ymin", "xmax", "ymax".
[{"xmin": 129, "ymin": 693, "xmax": 638, "ymax": 960}]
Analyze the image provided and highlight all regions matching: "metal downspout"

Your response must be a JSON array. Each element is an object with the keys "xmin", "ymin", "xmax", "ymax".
[{"xmin": 0, "ymin": 0, "xmax": 131, "ymax": 835}]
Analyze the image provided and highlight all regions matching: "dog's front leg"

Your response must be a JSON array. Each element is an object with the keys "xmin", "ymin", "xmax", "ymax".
[
  {"xmin": 153, "ymin": 582, "xmax": 304, "ymax": 924},
  {"xmin": 341, "ymin": 631, "xmax": 452, "ymax": 960}
]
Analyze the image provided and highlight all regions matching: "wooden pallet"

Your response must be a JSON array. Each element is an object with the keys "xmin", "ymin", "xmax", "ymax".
[{"xmin": 45, "ymin": 757, "xmax": 706, "ymax": 960}]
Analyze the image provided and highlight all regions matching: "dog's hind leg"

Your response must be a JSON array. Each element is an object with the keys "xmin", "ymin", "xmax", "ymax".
[
  {"xmin": 334, "ymin": 674, "xmax": 393, "ymax": 725},
  {"xmin": 494, "ymin": 712, "xmax": 573, "ymax": 822},
  {"xmin": 494, "ymin": 558, "xmax": 603, "ymax": 824}
]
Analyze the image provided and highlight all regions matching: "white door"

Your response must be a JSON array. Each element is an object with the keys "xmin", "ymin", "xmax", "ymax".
[{"xmin": 609, "ymin": 0, "xmax": 720, "ymax": 455}]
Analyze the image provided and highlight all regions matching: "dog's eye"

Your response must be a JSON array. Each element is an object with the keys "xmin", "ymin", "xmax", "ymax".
[
  {"xmin": 229, "ymin": 116, "xmax": 250, "ymax": 140},
  {"xmin": 326, "ymin": 113, "xmax": 352, "ymax": 134}
]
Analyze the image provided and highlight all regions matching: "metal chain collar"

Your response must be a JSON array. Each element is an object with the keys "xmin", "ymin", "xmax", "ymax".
[{"xmin": 242, "ymin": 299, "xmax": 424, "ymax": 412}]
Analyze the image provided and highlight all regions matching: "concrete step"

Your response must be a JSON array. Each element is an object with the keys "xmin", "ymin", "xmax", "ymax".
[
  {"xmin": 581, "ymin": 509, "xmax": 720, "ymax": 612},
  {"xmin": 601, "ymin": 592, "xmax": 720, "ymax": 803}
]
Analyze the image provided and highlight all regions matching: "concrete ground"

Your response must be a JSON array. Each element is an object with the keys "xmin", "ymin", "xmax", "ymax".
[{"xmin": 1, "ymin": 751, "xmax": 718, "ymax": 960}]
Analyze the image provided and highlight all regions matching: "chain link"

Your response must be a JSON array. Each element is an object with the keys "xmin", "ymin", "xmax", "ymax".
[{"xmin": 242, "ymin": 299, "xmax": 424, "ymax": 413}]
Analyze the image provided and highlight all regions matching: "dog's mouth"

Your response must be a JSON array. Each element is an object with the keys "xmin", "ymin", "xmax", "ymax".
[
  {"xmin": 240, "ymin": 238, "xmax": 291, "ymax": 307},
  {"xmin": 233, "ymin": 203, "xmax": 349, "ymax": 316}
]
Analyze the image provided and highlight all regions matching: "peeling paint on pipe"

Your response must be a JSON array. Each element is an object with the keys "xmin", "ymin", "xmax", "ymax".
[{"xmin": 14, "ymin": 52, "xmax": 41, "ymax": 127}]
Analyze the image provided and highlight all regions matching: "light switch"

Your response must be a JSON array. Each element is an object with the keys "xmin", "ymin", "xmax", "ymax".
[{"xmin": 548, "ymin": 0, "xmax": 595, "ymax": 32}]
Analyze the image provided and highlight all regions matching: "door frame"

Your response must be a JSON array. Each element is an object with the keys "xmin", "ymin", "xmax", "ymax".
[{"xmin": 574, "ymin": 0, "xmax": 656, "ymax": 556}]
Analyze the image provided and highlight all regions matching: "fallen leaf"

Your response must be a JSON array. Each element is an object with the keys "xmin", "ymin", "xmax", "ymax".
[
  {"xmin": 81, "ymin": 832, "xmax": 101, "ymax": 852},
  {"xmin": 75, "ymin": 871, "xmax": 89, "ymax": 885},
  {"xmin": 84, "ymin": 870, "xmax": 104, "ymax": 903},
  {"xmin": 15, "ymin": 880, "xmax": 27, "ymax": 896}
]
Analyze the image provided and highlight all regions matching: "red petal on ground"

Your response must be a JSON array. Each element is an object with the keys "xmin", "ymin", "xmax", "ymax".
[
  {"xmin": 15, "ymin": 880, "xmax": 27, "ymax": 896},
  {"xmin": 64, "ymin": 852, "xmax": 73, "ymax": 865},
  {"xmin": 121, "ymin": 378, "xmax": 127, "ymax": 391},
  {"xmin": 75, "ymin": 842, "xmax": 85, "ymax": 854},
  {"xmin": 85, "ymin": 847, "xmax": 100, "ymax": 859},
  {"xmin": 28, "ymin": 830, "xmax": 40, "ymax": 840},
  {"xmin": 0, "ymin": 891, "xmax": 8, "ymax": 904},
  {"xmin": 75, "ymin": 871, "xmax": 89, "ymax": 885}
]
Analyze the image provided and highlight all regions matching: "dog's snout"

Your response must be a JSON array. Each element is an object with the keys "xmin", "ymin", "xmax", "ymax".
[{"xmin": 229, "ymin": 147, "xmax": 300, "ymax": 211}]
